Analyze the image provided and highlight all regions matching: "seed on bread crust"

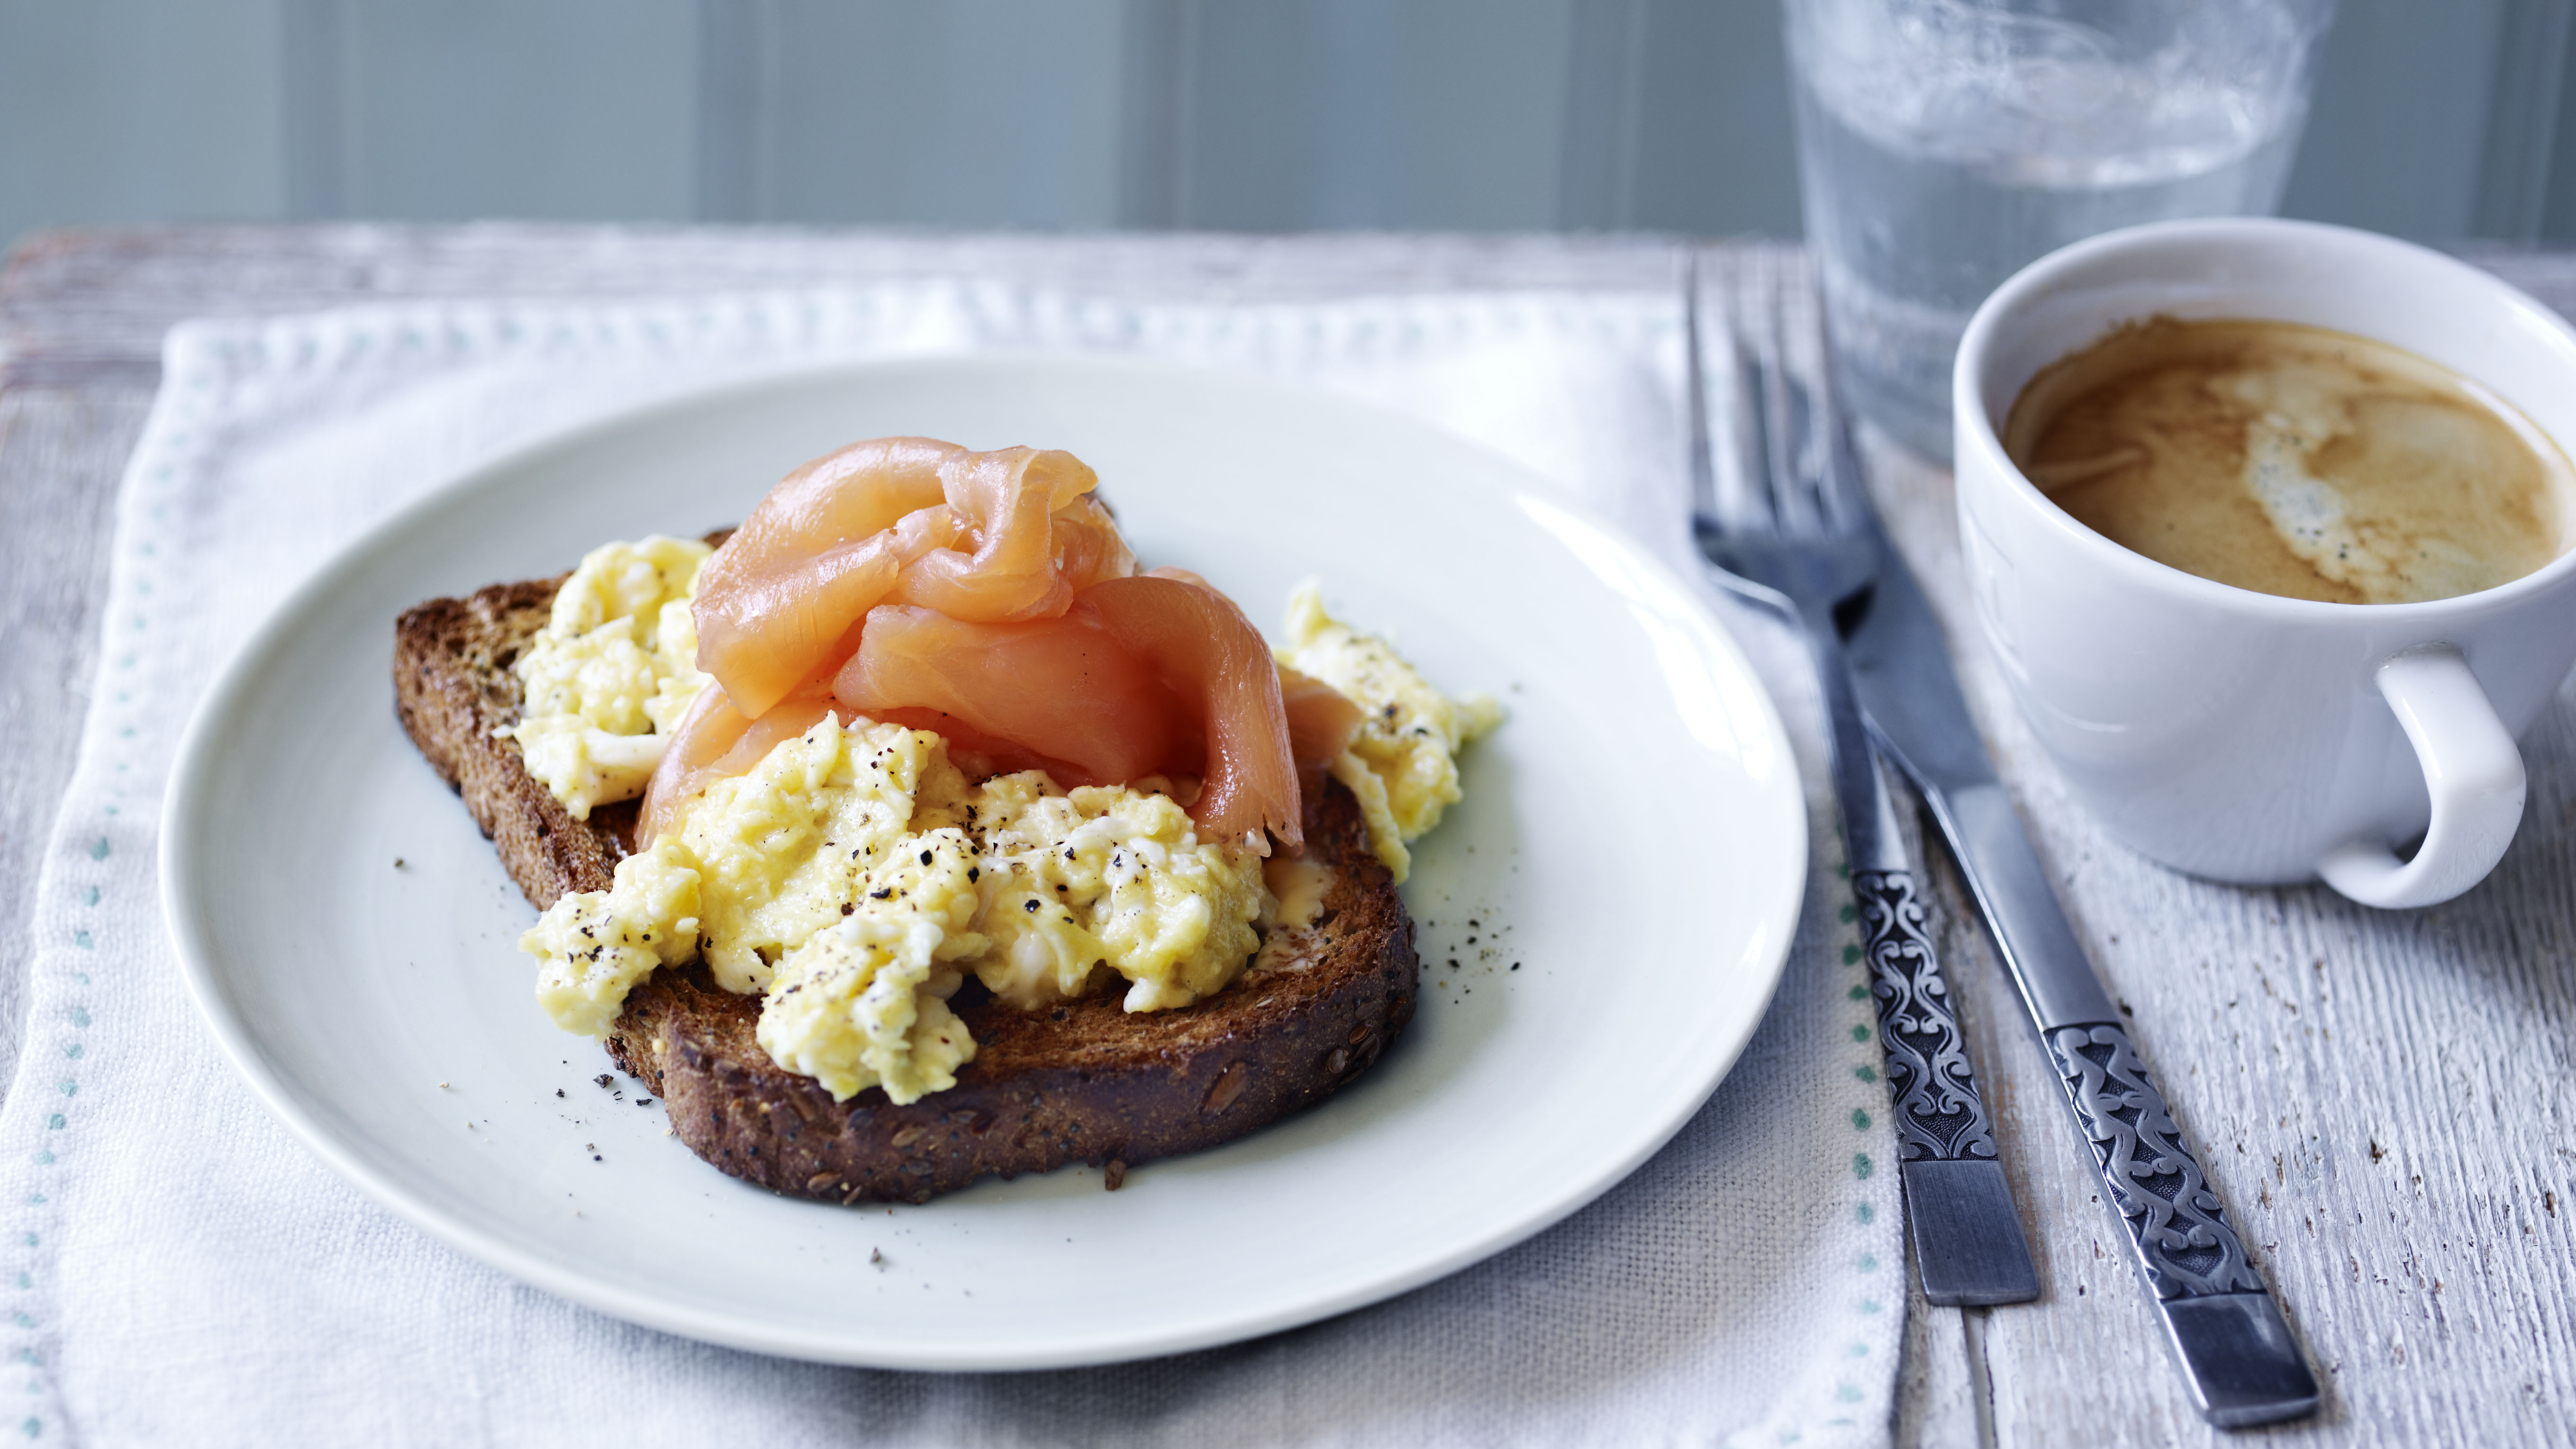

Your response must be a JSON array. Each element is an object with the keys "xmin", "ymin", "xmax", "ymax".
[{"xmin": 394, "ymin": 553, "xmax": 1420, "ymax": 1206}]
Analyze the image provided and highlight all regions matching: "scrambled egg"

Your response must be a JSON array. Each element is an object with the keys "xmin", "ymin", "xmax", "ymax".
[
  {"xmin": 506, "ymin": 535, "xmax": 712, "ymax": 818},
  {"xmin": 511, "ymin": 548, "xmax": 1486, "ymax": 1107},
  {"xmin": 1277, "ymin": 581, "xmax": 1502, "ymax": 883},
  {"xmin": 523, "ymin": 838, "xmax": 703, "ymax": 1038},
  {"xmin": 759, "ymin": 828, "xmax": 984, "ymax": 1104},
  {"xmin": 965, "ymin": 775, "xmax": 1270, "ymax": 1013},
  {"xmin": 521, "ymin": 713, "xmax": 1268, "ymax": 1104},
  {"xmin": 674, "ymin": 715, "xmax": 969, "ymax": 995}
]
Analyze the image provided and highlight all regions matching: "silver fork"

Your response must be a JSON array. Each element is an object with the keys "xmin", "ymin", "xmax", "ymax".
[{"xmin": 1687, "ymin": 253, "xmax": 2039, "ymax": 1307}]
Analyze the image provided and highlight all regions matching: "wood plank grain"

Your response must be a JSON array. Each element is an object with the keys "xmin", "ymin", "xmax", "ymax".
[
  {"xmin": 1864, "ymin": 416, "xmax": 2576, "ymax": 1448},
  {"xmin": 298, "ymin": 0, "xmax": 697, "ymax": 223},
  {"xmin": 1894, "ymin": 1281, "xmax": 1984, "ymax": 1449},
  {"xmin": 14, "ymin": 225, "xmax": 2576, "ymax": 1446}
]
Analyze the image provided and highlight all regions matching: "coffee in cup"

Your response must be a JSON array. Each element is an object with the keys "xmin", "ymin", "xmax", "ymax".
[
  {"xmin": 2000, "ymin": 317, "xmax": 2575, "ymax": 605},
  {"xmin": 1952, "ymin": 218, "xmax": 2576, "ymax": 909}
]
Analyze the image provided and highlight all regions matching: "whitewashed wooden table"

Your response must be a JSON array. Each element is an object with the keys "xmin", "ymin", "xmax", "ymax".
[{"xmin": 3, "ymin": 226, "xmax": 2571, "ymax": 1448}]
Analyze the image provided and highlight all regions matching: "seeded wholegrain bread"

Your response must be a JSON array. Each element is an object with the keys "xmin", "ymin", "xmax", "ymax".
[{"xmin": 393, "ymin": 564, "xmax": 1419, "ymax": 1204}]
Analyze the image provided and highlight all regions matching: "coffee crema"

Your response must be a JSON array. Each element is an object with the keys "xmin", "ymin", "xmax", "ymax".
[{"xmin": 2003, "ymin": 317, "xmax": 2575, "ymax": 604}]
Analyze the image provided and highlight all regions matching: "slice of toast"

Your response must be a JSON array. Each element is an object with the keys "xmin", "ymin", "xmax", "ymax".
[{"xmin": 393, "ymin": 565, "xmax": 1419, "ymax": 1204}]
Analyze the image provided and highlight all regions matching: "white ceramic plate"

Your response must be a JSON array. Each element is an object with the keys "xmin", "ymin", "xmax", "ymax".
[{"xmin": 163, "ymin": 355, "xmax": 1805, "ymax": 1369}]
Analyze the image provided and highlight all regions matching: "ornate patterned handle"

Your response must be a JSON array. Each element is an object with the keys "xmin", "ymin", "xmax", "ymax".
[
  {"xmin": 2043, "ymin": 1022, "xmax": 2262, "ymax": 1299},
  {"xmin": 1854, "ymin": 869, "xmax": 2000, "ymax": 1164}
]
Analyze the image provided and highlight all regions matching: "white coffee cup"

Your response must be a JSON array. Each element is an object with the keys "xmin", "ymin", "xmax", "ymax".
[{"xmin": 1951, "ymin": 217, "xmax": 2576, "ymax": 909}]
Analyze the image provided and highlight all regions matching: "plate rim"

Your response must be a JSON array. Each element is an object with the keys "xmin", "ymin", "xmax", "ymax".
[{"xmin": 159, "ymin": 350, "xmax": 1808, "ymax": 1369}]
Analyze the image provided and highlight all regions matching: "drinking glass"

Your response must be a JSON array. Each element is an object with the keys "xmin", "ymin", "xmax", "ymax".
[{"xmin": 1784, "ymin": 0, "xmax": 2337, "ymax": 459}]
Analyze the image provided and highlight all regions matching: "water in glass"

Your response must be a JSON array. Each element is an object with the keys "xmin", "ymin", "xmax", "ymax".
[{"xmin": 1786, "ymin": 0, "xmax": 2334, "ymax": 459}]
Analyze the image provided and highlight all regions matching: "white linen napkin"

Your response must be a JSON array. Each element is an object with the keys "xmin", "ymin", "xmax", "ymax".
[{"xmin": 1, "ymin": 276, "xmax": 1902, "ymax": 1447}]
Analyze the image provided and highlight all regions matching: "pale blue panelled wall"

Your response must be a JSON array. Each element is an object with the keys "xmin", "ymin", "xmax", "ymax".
[{"xmin": 3, "ymin": 0, "xmax": 2574, "ymax": 255}]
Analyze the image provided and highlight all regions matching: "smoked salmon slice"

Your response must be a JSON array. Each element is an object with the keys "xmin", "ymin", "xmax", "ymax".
[
  {"xmin": 650, "ymin": 436, "xmax": 1323, "ymax": 852},
  {"xmin": 1278, "ymin": 662, "xmax": 1365, "ymax": 823},
  {"xmin": 694, "ymin": 441, "xmax": 1134, "ymax": 719},
  {"xmin": 832, "ymin": 604, "xmax": 1191, "ymax": 791},
  {"xmin": 893, "ymin": 449, "xmax": 1127, "ymax": 621},
  {"xmin": 1081, "ymin": 575, "xmax": 1301, "ymax": 848},
  {"xmin": 637, "ymin": 682, "xmax": 839, "ymax": 845},
  {"xmin": 690, "ymin": 436, "xmax": 957, "ymax": 718}
]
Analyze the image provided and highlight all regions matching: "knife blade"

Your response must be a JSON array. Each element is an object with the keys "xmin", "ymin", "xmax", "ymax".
[{"xmin": 1841, "ymin": 510, "xmax": 2322, "ymax": 1429}]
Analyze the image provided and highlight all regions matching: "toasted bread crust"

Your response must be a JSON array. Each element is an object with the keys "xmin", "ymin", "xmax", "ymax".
[
  {"xmin": 394, "ymin": 566, "xmax": 1419, "ymax": 1204},
  {"xmin": 391, "ymin": 573, "xmax": 634, "ymax": 905}
]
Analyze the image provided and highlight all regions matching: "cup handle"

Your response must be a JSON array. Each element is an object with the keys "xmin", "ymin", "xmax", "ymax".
[{"xmin": 2316, "ymin": 646, "xmax": 2525, "ymax": 910}]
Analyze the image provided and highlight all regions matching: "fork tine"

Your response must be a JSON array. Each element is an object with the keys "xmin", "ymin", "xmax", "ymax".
[
  {"xmin": 1779, "ymin": 322, "xmax": 1825, "ymax": 533},
  {"xmin": 1821, "ymin": 389, "xmax": 1873, "ymax": 534},
  {"xmin": 1701, "ymin": 260, "xmax": 1776, "ymax": 535},
  {"xmin": 1685, "ymin": 250, "xmax": 1720, "ymax": 526},
  {"xmin": 1691, "ymin": 251, "xmax": 1881, "ymax": 617},
  {"xmin": 1781, "ymin": 256, "xmax": 1878, "ymax": 536},
  {"xmin": 1736, "ymin": 318, "xmax": 1779, "ymax": 534},
  {"xmin": 1751, "ymin": 259, "xmax": 1820, "ymax": 538},
  {"xmin": 1773, "ymin": 357, "xmax": 1832, "ymax": 539},
  {"xmin": 1699, "ymin": 248, "xmax": 1877, "ymax": 543}
]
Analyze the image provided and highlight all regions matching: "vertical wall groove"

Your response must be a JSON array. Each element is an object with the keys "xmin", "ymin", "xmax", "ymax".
[
  {"xmin": 2539, "ymin": 3, "xmax": 2576, "ymax": 241},
  {"xmin": 1117, "ymin": 0, "xmax": 1194, "ymax": 227},
  {"xmin": 280, "ymin": 0, "xmax": 346, "ymax": 219},
  {"xmin": 5, "ymin": 1, "xmax": 2566, "ymax": 253},
  {"xmin": 696, "ymin": 0, "xmax": 763, "ymax": 222},
  {"xmin": 2476, "ymin": 0, "xmax": 2576, "ymax": 242},
  {"xmin": 1558, "ymin": 0, "xmax": 1648, "ymax": 229},
  {"xmin": 1313, "ymin": 0, "xmax": 1395, "ymax": 227}
]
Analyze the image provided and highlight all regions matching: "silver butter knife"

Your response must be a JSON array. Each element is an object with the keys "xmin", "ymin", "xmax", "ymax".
[
  {"xmin": 1841, "ymin": 476, "xmax": 2322, "ymax": 1427},
  {"xmin": 1689, "ymin": 259, "xmax": 2038, "ymax": 1308}
]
